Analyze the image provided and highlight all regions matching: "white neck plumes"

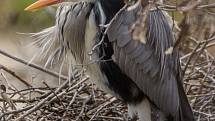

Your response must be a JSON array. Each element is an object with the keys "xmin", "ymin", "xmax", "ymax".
[{"xmin": 30, "ymin": 2, "xmax": 94, "ymax": 68}]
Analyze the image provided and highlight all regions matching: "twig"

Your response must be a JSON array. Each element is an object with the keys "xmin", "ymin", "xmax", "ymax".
[
  {"xmin": 75, "ymin": 95, "xmax": 92, "ymax": 121},
  {"xmin": 0, "ymin": 64, "xmax": 32, "ymax": 87},
  {"xmin": 0, "ymin": 105, "xmax": 34, "ymax": 120},
  {"xmin": 43, "ymin": 81, "xmax": 66, "ymax": 109},
  {"xmin": 0, "ymin": 49, "xmax": 68, "ymax": 80},
  {"xmin": 89, "ymin": 5, "xmax": 128, "ymax": 55},
  {"xmin": 15, "ymin": 78, "xmax": 72, "ymax": 120},
  {"xmin": 89, "ymin": 97, "xmax": 116, "ymax": 121}
]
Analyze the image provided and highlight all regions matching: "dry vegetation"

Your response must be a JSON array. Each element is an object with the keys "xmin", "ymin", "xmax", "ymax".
[{"xmin": 0, "ymin": 0, "xmax": 215, "ymax": 121}]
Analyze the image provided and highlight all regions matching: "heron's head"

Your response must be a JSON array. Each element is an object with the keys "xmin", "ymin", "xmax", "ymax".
[{"xmin": 25, "ymin": 0, "xmax": 95, "ymax": 11}]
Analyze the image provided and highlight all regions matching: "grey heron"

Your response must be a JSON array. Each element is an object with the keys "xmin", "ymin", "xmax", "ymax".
[{"xmin": 25, "ymin": 0, "xmax": 195, "ymax": 121}]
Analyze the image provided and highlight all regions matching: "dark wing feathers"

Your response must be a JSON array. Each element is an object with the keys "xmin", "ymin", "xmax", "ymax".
[{"xmin": 107, "ymin": 5, "xmax": 193, "ymax": 120}]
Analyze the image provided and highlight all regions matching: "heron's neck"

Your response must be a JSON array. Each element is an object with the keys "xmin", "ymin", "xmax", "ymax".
[
  {"xmin": 56, "ymin": 0, "xmax": 124, "ymax": 64},
  {"xmin": 61, "ymin": 0, "xmax": 96, "ymax": 5},
  {"xmin": 55, "ymin": 2, "xmax": 94, "ymax": 64},
  {"xmin": 97, "ymin": 0, "xmax": 124, "ymax": 22}
]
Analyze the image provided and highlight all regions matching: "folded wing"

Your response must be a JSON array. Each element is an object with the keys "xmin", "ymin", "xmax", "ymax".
[{"xmin": 107, "ymin": 3, "xmax": 194, "ymax": 121}]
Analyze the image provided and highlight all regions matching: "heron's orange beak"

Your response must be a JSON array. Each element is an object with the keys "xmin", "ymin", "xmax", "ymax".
[{"xmin": 25, "ymin": 0, "xmax": 64, "ymax": 11}]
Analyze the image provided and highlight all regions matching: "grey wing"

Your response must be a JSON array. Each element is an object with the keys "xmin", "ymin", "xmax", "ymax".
[{"xmin": 107, "ymin": 5, "xmax": 181, "ymax": 116}]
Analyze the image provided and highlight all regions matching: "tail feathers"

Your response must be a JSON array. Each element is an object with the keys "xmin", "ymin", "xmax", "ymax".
[{"xmin": 175, "ymin": 82, "xmax": 195, "ymax": 121}]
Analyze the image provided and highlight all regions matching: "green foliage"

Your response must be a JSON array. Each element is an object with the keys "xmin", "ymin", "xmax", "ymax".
[{"xmin": 0, "ymin": 0, "xmax": 54, "ymax": 30}]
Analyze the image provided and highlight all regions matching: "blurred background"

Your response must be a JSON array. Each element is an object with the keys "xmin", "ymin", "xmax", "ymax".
[
  {"xmin": 0, "ymin": 0, "xmax": 54, "ymax": 31},
  {"xmin": 0, "ymin": 0, "xmax": 58, "ymax": 89}
]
